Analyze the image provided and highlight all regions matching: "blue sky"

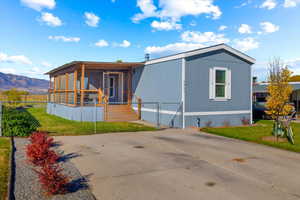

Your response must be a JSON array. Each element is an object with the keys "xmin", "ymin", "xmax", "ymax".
[{"xmin": 0, "ymin": 0, "xmax": 300, "ymax": 80}]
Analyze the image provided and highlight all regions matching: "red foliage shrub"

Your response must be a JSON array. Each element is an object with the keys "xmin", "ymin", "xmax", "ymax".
[
  {"xmin": 27, "ymin": 131, "xmax": 69, "ymax": 196},
  {"xmin": 36, "ymin": 164, "xmax": 69, "ymax": 195},
  {"xmin": 26, "ymin": 142, "xmax": 59, "ymax": 166},
  {"xmin": 29, "ymin": 131, "xmax": 54, "ymax": 147}
]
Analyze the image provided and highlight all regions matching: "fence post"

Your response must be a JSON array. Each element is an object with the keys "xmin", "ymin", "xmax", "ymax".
[
  {"xmin": 0, "ymin": 101, "xmax": 2, "ymax": 137},
  {"xmin": 137, "ymin": 98, "xmax": 142, "ymax": 120},
  {"xmin": 156, "ymin": 102, "xmax": 160, "ymax": 128}
]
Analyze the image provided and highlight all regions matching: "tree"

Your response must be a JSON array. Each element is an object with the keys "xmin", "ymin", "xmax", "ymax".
[
  {"xmin": 116, "ymin": 59, "xmax": 123, "ymax": 63},
  {"xmin": 265, "ymin": 58, "xmax": 296, "ymax": 144},
  {"xmin": 2, "ymin": 88, "xmax": 29, "ymax": 106},
  {"xmin": 265, "ymin": 58, "xmax": 293, "ymax": 122}
]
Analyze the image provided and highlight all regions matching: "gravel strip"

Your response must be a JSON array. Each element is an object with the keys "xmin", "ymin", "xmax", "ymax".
[{"xmin": 13, "ymin": 138, "xmax": 95, "ymax": 200}]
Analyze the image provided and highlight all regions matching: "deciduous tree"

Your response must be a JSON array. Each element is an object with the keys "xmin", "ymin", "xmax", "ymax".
[{"xmin": 265, "ymin": 58, "xmax": 293, "ymax": 122}]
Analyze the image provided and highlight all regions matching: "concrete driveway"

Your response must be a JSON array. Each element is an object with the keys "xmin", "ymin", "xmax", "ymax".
[{"xmin": 55, "ymin": 129, "xmax": 300, "ymax": 200}]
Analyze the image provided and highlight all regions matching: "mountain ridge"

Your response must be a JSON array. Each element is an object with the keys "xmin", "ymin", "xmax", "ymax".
[{"xmin": 0, "ymin": 72, "xmax": 49, "ymax": 94}]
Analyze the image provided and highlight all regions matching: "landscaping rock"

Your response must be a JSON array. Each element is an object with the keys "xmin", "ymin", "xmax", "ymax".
[{"xmin": 13, "ymin": 138, "xmax": 95, "ymax": 200}]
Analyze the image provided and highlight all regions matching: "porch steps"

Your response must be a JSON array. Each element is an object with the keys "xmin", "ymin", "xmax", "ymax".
[{"xmin": 105, "ymin": 105, "xmax": 139, "ymax": 122}]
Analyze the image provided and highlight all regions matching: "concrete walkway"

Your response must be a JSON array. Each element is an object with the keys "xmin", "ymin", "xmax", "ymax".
[{"xmin": 55, "ymin": 129, "xmax": 300, "ymax": 200}]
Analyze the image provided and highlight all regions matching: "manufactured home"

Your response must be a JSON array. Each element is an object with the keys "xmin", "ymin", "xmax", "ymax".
[{"xmin": 46, "ymin": 44, "xmax": 255, "ymax": 128}]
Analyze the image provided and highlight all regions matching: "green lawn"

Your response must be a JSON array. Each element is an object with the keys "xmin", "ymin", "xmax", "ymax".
[
  {"xmin": 27, "ymin": 107, "xmax": 157, "ymax": 136},
  {"xmin": 0, "ymin": 138, "xmax": 10, "ymax": 200},
  {"xmin": 201, "ymin": 120, "xmax": 300, "ymax": 153}
]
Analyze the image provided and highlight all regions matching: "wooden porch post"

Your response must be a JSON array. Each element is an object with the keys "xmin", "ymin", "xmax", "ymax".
[
  {"xmin": 98, "ymin": 89, "xmax": 102, "ymax": 104},
  {"xmin": 54, "ymin": 76, "xmax": 57, "ymax": 103},
  {"xmin": 80, "ymin": 64, "xmax": 85, "ymax": 106},
  {"xmin": 58, "ymin": 75, "xmax": 61, "ymax": 103},
  {"xmin": 74, "ymin": 70, "xmax": 77, "ymax": 105},
  {"xmin": 66, "ymin": 73, "xmax": 69, "ymax": 104},
  {"xmin": 127, "ymin": 69, "xmax": 132, "ymax": 104}
]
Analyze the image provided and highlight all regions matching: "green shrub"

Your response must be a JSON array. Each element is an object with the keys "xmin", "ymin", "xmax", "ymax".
[{"xmin": 2, "ymin": 107, "xmax": 38, "ymax": 136}]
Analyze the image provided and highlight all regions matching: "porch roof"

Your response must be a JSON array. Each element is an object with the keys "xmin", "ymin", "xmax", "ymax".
[{"xmin": 45, "ymin": 61, "xmax": 144, "ymax": 75}]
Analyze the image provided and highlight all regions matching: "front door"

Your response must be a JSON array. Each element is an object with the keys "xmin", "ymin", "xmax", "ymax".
[{"xmin": 103, "ymin": 72, "xmax": 123, "ymax": 103}]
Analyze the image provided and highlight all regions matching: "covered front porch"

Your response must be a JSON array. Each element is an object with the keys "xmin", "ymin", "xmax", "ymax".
[
  {"xmin": 46, "ymin": 61, "xmax": 144, "ymax": 121},
  {"xmin": 47, "ymin": 61, "xmax": 143, "ymax": 106}
]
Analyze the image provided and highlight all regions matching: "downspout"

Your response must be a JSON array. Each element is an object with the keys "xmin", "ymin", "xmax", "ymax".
[{"xmin": 182, "ymin": 58, "xmax": 186, "ymax": 129}]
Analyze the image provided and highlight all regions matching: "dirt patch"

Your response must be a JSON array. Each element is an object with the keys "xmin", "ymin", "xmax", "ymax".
[
  {"xmin": 232, "ymin": 158, "xmax": 246, "ymax": 163},
  {"xmin": 134, "ymin": 145, "xmax": 145, "ymax": 149},
  {"xmin": 262, "ymin": 136, "xmax": 288, "ymax": 143},
  {"xmin": 205, "ymin": 182, "xmax": 216, "ymax": 187},
  {"xmin": 155, "ymin": 136, "xmax": 184, "ymax": 143},
  {"xmin": 232, "ymin": 157, "xmax": 258, "ymax": 163}
]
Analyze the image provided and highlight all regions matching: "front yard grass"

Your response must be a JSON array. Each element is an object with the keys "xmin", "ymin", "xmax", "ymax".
[
  {"xmin": 201, "ymin": 120, "xmax": 300, "ymax": 153},
  {"xmin": 27, "ymin": 107, "xmax": 157, "ymax": 136},
  {"xmin": 0, "ymin": 137, "xmax": 11, "ymax": 200}
]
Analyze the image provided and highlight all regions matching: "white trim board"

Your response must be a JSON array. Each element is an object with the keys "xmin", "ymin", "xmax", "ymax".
[
  {"xmin": 133, "ymin": 107, "xmax": 178, "ymax": 115},
  {"xmin": 145, "ymin": 44, "xmax": 256, "ymax": 65},
  {"xmin": 185, "ymin": 110, "xmax": 251, "ymax": 116},
  {"xmin": 132, "ymin": 107, "xmax": 251, "ymax": 116}
]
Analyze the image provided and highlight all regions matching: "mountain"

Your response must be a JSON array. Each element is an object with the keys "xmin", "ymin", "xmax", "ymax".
[{"xmin": 0, "ymin": 72, "xmax": 49, "ymax": 94}]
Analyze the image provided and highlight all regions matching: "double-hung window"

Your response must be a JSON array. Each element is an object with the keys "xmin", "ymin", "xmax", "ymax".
[
  {"xmin": 209, "ymin": 67, "xmax": 231, "ymax": 100},
  {"xmin": 215, "ymin": 69, "xmax": 226, "ymax": 98}
]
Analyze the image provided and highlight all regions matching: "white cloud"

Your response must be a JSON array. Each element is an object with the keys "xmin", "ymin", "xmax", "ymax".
[
  {"xmin": 218, "ymin": 25, "xmax": 227, "ymax": 31},
  {"xmin": 95, "ymin": 40, "xmax": 109, "ymax": 47},
  {"xmin": 41, "ymin": 61, "xmax": 52, "ymax": 68},
  {"xmin": 119, "ymin": 40, "xmax": 131, "ymax": 48},
  {"xmin": 151, "ymin": 20, "xmax": 182, "ymax": 31},
  {"xmin": 287, "ymin": 58, "xmax": 300, "ymax": 74},
  {"xmin": 48, "ymin": 36, "xmax": 80, "ymax": 42},
  {"xmin": 132, "ymin": 0, "xmax": 222, "ymax": 23},
  {"xmin": 0, "ymin": 68, "xmax": 17, "ymax": 74},
  {"xmin": 145, "ymin": 42, "xmax": 205, "ymax": 56},
  {"xmin": 20, "ymin": 0, "xmax": 55, "ymax": 11},
  {"xmin": 181, "ymin": 31, "xmax": 229, "ymax": 44},
  {"xmin": 84, "ymin": 12, "xmax": 100, "ymax": 27},
  {"xmin": 0, "ymin": 52, "xmax": 32, "ymax": 65},
  {"xmin": 238, "ymin": 24, "xmax": 252, "ymax": 34},
  {"xmin": 39, "ymin": 12, "xmax": 62, "ymax": 27},
  {"xmin": 260, "ymin": 0, "xmax": 277, "ymax": 9},
  {"xmin": 260, "ymin": 21, "xmax": 279, "ymax": 33},
  {"xmin": 233, "ymin": 37, "xmax": 259, "ymax": 52},
  {"xmin": 132, "ymin": 0, "xmax": 158, "ymax": 22},
  {"xmin": 235, "ymin": 0, "xmax": 252, "ymax": 8},
  {"xmin": 26, "ymin": 66, "xmax": 45, "ymax": 75},
  {"xmin": 284, "ymin": 0, "xmax": 300, "ymax": 7}
]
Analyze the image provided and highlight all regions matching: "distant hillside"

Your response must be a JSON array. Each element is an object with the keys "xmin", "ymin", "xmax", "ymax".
[{"xmin": 0, "ymin": 72, "xmax": 49, "ymax": 94}]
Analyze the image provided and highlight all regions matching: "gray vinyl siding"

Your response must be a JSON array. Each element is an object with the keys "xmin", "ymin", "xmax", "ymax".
[
  {"xmin": 184, "ymin": 50, "xmax": 252, "ymax": 127},
  {"xmin": 132, "ymin": 59, "xmax": 182, "ymax": 127}
]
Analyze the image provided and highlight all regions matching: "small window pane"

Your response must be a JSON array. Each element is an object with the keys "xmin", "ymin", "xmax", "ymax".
[
  {"xmin": 216, "ymin": 85, "xmax": 225, "ymax": 97},
  {"xmin": 109, "ymin": 78, "xmax": 114, "ymax": 87},
  {"xmin": 109, "ymin": 88, "xmax": 114, "ymax": 97},
  {"xmin": 216, "ymin": 70, "xmax": 226, "ymax": 84}
]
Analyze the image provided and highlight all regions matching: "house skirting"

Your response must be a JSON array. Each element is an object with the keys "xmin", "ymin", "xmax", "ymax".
[
  {"xmin": 47, "ymin": 103, "xmax": 104, "ymax": 122},
  {"xmin": 133, "ymin": 105, "xmax": 251, "ymax": 128},
  {"xmin": 185, "ymin": 113, "xmax": 251, "ymax": 127}
]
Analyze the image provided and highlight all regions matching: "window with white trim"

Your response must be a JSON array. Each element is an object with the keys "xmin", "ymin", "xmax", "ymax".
[{"xmin": 209, "ymin": 67, "xmax": 231, "ymax": 100}]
